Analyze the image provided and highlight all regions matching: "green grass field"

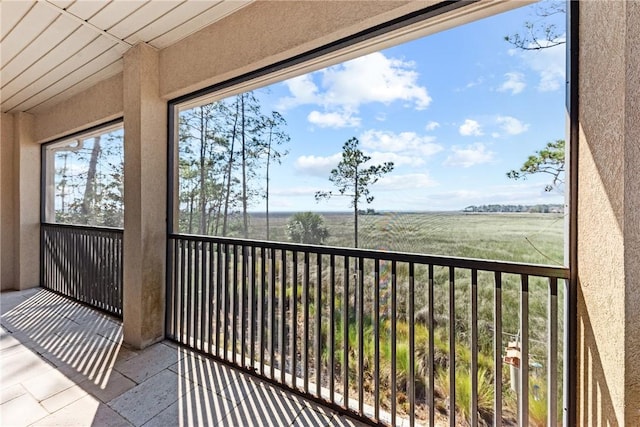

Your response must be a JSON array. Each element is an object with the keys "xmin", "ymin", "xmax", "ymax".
[{"xmin": 246, "ymin": 211, "xmax": 566, "ymax": 266}]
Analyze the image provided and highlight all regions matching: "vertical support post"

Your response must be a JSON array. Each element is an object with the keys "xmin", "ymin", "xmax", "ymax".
[{"xmin": 122, "ymin": 43, "xmax": 167, "ymax": 349}]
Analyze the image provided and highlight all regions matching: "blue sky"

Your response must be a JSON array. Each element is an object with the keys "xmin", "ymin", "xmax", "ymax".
[{"xmin": 254, "ymin": 2, "xmax": 566, "ymax": 212}]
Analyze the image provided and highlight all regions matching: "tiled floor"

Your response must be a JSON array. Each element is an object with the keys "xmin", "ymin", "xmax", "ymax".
[{"xmin": 0, "ymin": 288, "xmax": 369, "ymax": 427}]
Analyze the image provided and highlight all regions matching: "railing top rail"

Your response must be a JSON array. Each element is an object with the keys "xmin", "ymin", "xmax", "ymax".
[
  {"xmin": 42, "ymin": 222, "xmax": 124, "ymax": 234},
  {"xmin": 169, "ymin": 233, "xmax": 569, "ymax": 279}
]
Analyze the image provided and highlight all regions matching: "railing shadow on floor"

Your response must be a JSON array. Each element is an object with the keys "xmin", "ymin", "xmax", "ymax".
[{"xmin": 1, "ymin": 289, "xmax": 351, "ymax": 427}]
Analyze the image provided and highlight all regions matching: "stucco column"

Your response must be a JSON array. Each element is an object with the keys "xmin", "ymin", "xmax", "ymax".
[
  {"xmin": 577, "ymin": 1, "xmax": 640, "ymax": 425},
  {"xmin": 1, "ymin": 112, "xmax": 41, "ymax": 291},
  {"xmin": 0, "ymin": 113, "xmax": 17, "ymax": 290},
  {"xmin": 122, "ymin": 43, "xmax": 167, "ymax": 349}
]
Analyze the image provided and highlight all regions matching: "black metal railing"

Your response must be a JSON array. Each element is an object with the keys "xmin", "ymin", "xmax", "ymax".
[
  {"xmin": 41, "ymin": 223, "xmax": 123, "ymax": 317},
  {"xmin": 167, "ymin": 233, "xmax": 570, "ymax": 426}
]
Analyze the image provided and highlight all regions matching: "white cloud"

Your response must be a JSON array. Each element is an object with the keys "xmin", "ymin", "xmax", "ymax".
[
  {"xmin": 516, "ymin": 39, "xmax": 566, "ymax": 92},
  {"xmin": 277, "ymin": 52, "xmax": 431, "ymax": 125},
  {"xmin": 459, "ymin": 119, "xmax": 483, "ymax": 136},
  {"xmin": 359, "ymin": 130, "xmax": 443, "ymax": 157},
  {"xmin": 425, "ymin": 121, "xmax": 440, "ymax": 131},
  {"xmin": 497, "ymin": 115, "xmax": 529, "ymax": 135},
  {"xmin": 294, "ymin": 153, "xmax": 342, "ymax": 176},
  {"xmin": 498, "ymin": 72, "xmax": 526, "ymax": 95},
  {"xmin": 320, "ymin": 52, "xmax": 431, "ymax": 110},
  {"xmin": 307, "ymin": 110, "xmax": 360, "ymax": 128},
  {"xmin": 377, "ymin": 173, "xmax": 438, "ymax": 190},
  {"xmin": 277, "ymin": 74, "xmax": 320, "ymax": 109},
  {"xmin": 444, "ymin": 143, "xmax": 494, "ymax": 168}
]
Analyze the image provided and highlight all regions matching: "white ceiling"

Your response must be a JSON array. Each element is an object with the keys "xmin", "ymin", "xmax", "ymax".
[{"xmin": 0, "ymin": 0, "xmax": 252, "ymax": 114}]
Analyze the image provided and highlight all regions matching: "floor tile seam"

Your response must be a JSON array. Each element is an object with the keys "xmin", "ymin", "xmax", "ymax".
[
  {"xmin": 28, "ymin": 377, "xmax": 79, "ymax": 404},
  {"xmin": 12, "ymin": 389, "xmax": 51, "ymax": 427},
  {"xmin": 0, "ymin": 384, "xmax": 30, "ymax": 406},
  {"xmin": 39, "ymin": 385, "xmax": 90, "ymax": 414}
]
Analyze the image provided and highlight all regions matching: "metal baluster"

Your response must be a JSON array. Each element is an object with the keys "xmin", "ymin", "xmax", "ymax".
[
  {"xmin": 471, "ymin": 269, "xmax": 478, "ymax": 427},
  {"xmin": 449, "ymin": 266, "xmax": 456, "ymax": 427},
  {"xmin": 494, "ymin": 271, "xmax": 503, "ymax": 427},
  {"xmin": 429, "ymin": 264, "xmax": 435, "ymax": 427},
  {"xmin": 409, "ymin": 262, "xmax": 415, "ymax": 427},
  {"xmin": 520, "ymin": 274, "xmax": 529, "ymax": 427},
  {"xmin": 548, "ymin": 277, "xmax": 558, "ymax": 427}
]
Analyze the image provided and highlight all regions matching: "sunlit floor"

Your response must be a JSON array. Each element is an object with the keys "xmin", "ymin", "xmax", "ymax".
[{"xmin": 0, "ymin": 288, "xmax": 368, "ymax": 427}]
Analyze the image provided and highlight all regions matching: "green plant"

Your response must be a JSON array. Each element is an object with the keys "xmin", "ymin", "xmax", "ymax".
[{"xmin": 436, "ymin": 367, "xmax": 494, "ymax": 424}]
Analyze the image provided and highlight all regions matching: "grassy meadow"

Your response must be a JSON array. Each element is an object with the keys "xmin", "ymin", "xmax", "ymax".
[{"xmin": 245, "ymin": 211, "xmax": 565, "ymax": 266}]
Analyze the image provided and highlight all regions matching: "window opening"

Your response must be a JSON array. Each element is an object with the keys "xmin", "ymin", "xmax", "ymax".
[{"xmin": 43, "ymin": 122, "xmax": 124, "ymax": 228}]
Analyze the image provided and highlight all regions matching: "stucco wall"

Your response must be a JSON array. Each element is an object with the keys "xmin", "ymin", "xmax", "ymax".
[
  {"xmin": 34, "ymin": 73, "xmax": 124, "ymax": 143},
  {"xmin": 1, "ymin": 113, "xmax": 16, "ymax": 290},
  {"xmin": 623, "ymin": 2, "xmax": 640, "ymax": 423},
  {"xmin": 577, "ymin": 1, "xmax": 640, "ymax": 424}
]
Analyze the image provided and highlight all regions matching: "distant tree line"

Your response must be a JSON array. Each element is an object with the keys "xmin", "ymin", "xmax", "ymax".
[{"xmin": 463, "ymin": 204, "xmax": 564, "ymax": 213}]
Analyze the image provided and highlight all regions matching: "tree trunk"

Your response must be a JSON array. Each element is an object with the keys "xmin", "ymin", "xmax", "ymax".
[
  {"xmin": 81, "ymin": 136, "xmax": 101, "ymax": 223},
  {"xmin": 241, "ymin": 94, "xmax": 249, "ymax": 239},
  {"xmin": 222, "ymin": 100, "xmax": 239, "ymax": 236},
  {"xmin": 198, "ymin": 108, "xmax": 207, "ymax": 235},
  {"xmin": 354, "ymin": 166, "xmax": 359, "ymax": 248},
  {"xmin": 265, "ymin": 126, "xmax": 273, "ymax": 241}
]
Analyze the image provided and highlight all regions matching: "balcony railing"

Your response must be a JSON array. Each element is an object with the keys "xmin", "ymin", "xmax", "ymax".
[
  {"xmin": 166, "ymin": 233, "xmax": 569, "ymax": 426},
  {"xmin": 41, "ymin": 223, "xmax": 123, "ymax": 317}
]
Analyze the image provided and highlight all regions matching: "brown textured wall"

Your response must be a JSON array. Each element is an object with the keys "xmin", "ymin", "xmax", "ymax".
[
  {"xmin": 578, "ymin": 1, "xmax": 640, "ymax": 424},
  {"xmin": 624, "ymin": 2, "xmax": 640, "ymax": 423},
  {"xmin": 34, "ymin": 73, "xmax": 124, "ymax": 143},
  {"xmin": 0, "ymin": 113, "xmax": 16, "ymax": 290},
  {"xmin": 14, "ymin": 112, "xmax": 40, "ymax": 289}
]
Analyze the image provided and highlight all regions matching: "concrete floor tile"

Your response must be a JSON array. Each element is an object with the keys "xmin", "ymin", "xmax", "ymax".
[
  {"xmin": 109, "ymin": 369, "xmax": 192, "ymax": 426},
  {"xmin": 115, "ymin": 343, "xmax": 182, "ymax": 383},
  {"xmin": 292, "ymin": 407, "xmax": 334, "ymax": 427},
  {"xmin": 0, "ymin": 350, "xmax": 55, "ymax": 388},
  {"xmin": 32, "ymin": 395, "xmax": 132, "ymax": 427},
  {"xmin": 0, "ymin": 332, "xmax": 22, "ymax": 351},
  {"xmin": 22, "ymin": 367, "xmax": 77, "ymax": 401},
  {"xmin": 0, "ymin": 384, "xmax": 28, "ymax": 405},
  {"xmin": 0, "ymin": 393, "xmax": 48, "ymax": 426},
  {"xmin": 142, "ymin": 384, "xmax": 238, "ymax": 427},
  {"xmin": 80, "ymin": 370, "xmax": 136, "ymax": 403},
  {"xmin": 40, "ymin": 384, "xmax": 88, "ymax": 413}
]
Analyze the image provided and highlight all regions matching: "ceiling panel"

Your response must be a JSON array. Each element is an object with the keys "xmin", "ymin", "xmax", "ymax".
[
  {"xmin": 1, "ymin": 2, "xmax": 59, "ymax": 67},
  {"xmin": 0, "ymin": 0, "xmax": 254, "ymax": 113},
  {"xmin": 1, "ymin": 16, "xmax": 81, "ymax": 87},
  {"xmin": 2, "ymin": 36, "xmax": 115, "ymax": 111},
  {"xmin": 124, "ymin": 1, "xmax": 213, "ymax": 46},
  {"xmin": 1, "ymin": 26, "xmax": 99, "ymax": 101},
  {"xmin": 149, "ymin": 0, "xmax": 251, "ymax": 49},
  {"xmin": 15, "ymin": 48, "xmax": 125, "ymax": 112},
  {"xmin": 48, "ymin": 0, "xmax": 75, "ymax": 9},
  {"xmin": 88, "ymin": 1, "xmax": 148, "ymax": 32},
  {"xmin": 0, "ymin": 1, "xmax": 33, "ymax": 40},
  {"xmin": 108, "ymin": 1, "xmax": 183, "ymax": 40},
  {"xmin": 65, "ymin": 0, "xmax": 110, "ymax": 21}
]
